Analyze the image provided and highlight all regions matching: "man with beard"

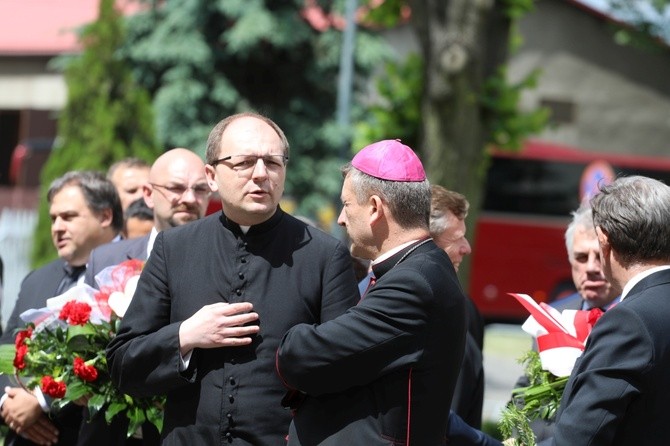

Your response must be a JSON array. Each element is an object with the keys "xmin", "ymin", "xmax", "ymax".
[{"xmin": 81, "ymin": 148, "xmax": 209, "ymax": 445}]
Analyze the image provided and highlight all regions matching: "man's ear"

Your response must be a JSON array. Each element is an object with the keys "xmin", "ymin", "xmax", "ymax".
[
  {"xmin": 368, "ymin": 195, "xmax": 384, "ymax": 225},
  {"xmin": 143, "ymin": 183, "xmax": 155, "ymax": 209},
  {"xmin": 595, "ymin": 226, "xmax": 611, "ymax": 257},
  {"xmin": 205, "ymin": 165, "xmax": 219, "ymax": 193},
  {"xmin": 98, "ymin": 208, "xmax": 114, "ymax": 228}
]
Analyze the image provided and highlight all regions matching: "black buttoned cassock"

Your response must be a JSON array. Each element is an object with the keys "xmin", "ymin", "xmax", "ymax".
[{"xmin": 107, "ymin": 209, "xmax": 360, "ymax": 445}]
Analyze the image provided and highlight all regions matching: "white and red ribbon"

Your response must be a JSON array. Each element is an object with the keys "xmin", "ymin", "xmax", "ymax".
[{"xmin": 509, "ymin": 293, "xmax": 603, "ymax": 377}]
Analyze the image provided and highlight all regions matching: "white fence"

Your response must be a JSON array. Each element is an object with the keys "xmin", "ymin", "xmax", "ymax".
[{"xmin": 0, "ymin": 208, "xmax": 37, "ymax": 331}]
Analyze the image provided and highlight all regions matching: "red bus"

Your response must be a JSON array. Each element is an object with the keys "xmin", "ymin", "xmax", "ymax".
[{"xmin": 469, "ymin": 140, "xmax": 670, "ymax": 322}]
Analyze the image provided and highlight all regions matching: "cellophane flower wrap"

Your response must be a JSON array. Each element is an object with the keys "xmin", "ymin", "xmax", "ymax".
[
  {"xmin": 499, "ymin": 293, "xmax": 604, "ymax": 446},
  {"xmin": 0, "ymin": 259, "xmax": 164, "ymax": 438}
]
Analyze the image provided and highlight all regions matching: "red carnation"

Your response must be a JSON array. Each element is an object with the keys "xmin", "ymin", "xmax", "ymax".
[
  {"xmin": 73, "ymin": 357, "xmax": 98, "ymax": 382},
  {"xmin": 59, "ymin": 301, "xmax": 92, "ymax": 326},
  {"xmin": 13, "ymin": 344, "xmax": 28, "ymax": 370},
  {"xmin": 14, "ymin": 328, "xmax": 32, "ymax": 348},
  {"xmin": 40, "ymin": 376, "xmax": 66, "ymax": 399}
]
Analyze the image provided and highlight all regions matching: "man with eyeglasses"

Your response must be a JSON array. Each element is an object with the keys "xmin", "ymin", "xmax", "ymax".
[
  {"xmin": 106, "ymin": 112, "xmax": 360, "ymax": 445},
  {"xmin": 81, "ymin": 148, "xmax": 209, "ymax": 446}
]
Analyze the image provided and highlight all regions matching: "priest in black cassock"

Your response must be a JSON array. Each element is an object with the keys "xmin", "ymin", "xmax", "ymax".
[{"xmin": 107, "ymin": 112, "xmax": 360, "ymax": 445}]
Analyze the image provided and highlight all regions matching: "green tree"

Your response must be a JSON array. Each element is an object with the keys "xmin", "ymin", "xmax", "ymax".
[
  {"xmin": 355, "ymin": 0, "xmax": 550, "ymax": 289},
  {"xmin": 33, "ymin": 0, "xmax": 161, "ymax": 267},
  {"xmin": 123, "ymin": 0, "xmax": 389, "ymax": 216}
]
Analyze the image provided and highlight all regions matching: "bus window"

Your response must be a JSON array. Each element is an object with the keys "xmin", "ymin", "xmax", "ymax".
[{"xmin": 469, "ymin": 140, "xmax": 670, "ymax": 322}]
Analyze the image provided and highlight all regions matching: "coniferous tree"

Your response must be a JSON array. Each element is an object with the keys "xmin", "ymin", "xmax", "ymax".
[
  {"xmin": 123, "ymin": 0, "xmax": 388, "ymax": 216},
  {"xmin": 32, "ymin": 0, "xmax": 161, "ymax": 267}
]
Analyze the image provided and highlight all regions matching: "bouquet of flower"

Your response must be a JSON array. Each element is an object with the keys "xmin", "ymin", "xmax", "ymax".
[
  {"xmin": 499, "ymin": 293, "xmax": 604, "ymax": 446},
  {"xmin": 0, "ymin": 259, "xmax": 164, "ymax": 438}
]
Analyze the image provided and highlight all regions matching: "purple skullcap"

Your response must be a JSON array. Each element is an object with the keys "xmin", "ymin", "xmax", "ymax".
[{"xmin": 351, "ymin": 139, "xmax": 426, "ymax": 182}]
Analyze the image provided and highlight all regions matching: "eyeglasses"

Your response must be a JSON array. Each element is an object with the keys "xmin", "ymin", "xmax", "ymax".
[
  {"xmin": 210, "ymin": 154, "xmax": 288, "ymax": 175},
  {"xmin": 150, "ymin": 183, "xmax": 211, "ymax": 200}
]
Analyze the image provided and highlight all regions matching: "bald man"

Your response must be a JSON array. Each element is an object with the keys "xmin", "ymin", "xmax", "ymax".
[{"xmin": 81, "ymin": 148, "xmax": 210, "ymax": 446}]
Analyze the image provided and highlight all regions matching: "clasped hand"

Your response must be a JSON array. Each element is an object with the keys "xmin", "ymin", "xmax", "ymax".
[{"xmin": 1, "ymin": 386, "xmax": 59, "ymax": 445}]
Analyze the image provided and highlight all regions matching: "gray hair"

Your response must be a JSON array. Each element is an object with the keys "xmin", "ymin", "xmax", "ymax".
[
  {"xmin": 341, "ymin": 163, "xmax": 431, "ymax": 229},
  {"xmin": 48, "ymin": 170, "xmax": 124, "ymax": 233},
  {"xmin": 205, "ymin": 112, "xmax": 290, "ymax": 165},
  {"xmin": 591, "ymin": 175, "xmax": 670, "ymax": 266},
  {"xmin": 564, "ymin": 203, "xmax": 594, "ymax": 261}
]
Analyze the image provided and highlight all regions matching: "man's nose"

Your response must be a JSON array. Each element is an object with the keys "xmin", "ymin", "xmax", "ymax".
[
  {"xmin": 462, "ymin": 239, "xmax": 472, "ymax": 256},
  {"xmin": 51, "ymin": 216, "xmax": 65, "ymax": 232},
  {"xmin": 251, "ymin": 158, "xmax": 269, "ymax": 179}
]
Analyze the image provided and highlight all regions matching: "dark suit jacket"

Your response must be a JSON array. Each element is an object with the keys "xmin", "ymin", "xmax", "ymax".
[
  {"xmin": 79, "ymin": 235, "xmax": 158, "ymax": 446},
  {"xmin": 0, "ymin": 259, "xmax": 83, "ymax": 446},
  {"xmin": 277, "ymin": 240, "xmax": 467, "ymax": 445},
  {"xmin": 107, "ymin": 210, "xmax": 360, "ymax": 445},
  {"xmin": 551, "ymin": 269, "xmax": 670, "ymax": 445},
  {"xmin": 84, "ymin": 236, "xmax": 149, "ymax": 287}
]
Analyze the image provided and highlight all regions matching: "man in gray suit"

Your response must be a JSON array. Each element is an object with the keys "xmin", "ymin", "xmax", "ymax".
[
  {"xmin": 0, "ymin": 171, "xmax": 122, "ymax": 446},
  {"xmin": 85, "ymin": 148, "xmax": 209, "ymax": 286}
]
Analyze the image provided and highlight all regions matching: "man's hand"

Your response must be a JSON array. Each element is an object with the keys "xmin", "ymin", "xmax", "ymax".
[
  {"xmin": 179, "ymin": 302, "xmax": 260, "ymax": 355},
  {"xmin": 1, "ymin": 387, "xmax": 59, "ymax": 445}
]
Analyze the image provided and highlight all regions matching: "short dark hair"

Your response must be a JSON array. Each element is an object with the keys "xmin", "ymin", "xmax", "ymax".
[
  {"xmin": 205, "ymin": 112, "xmax": 290, "ymax": 165},
  {"xmin": 125, "ymin": 197, "xmax": 153, "ymax": 222},
  {"xmin": 48, "ymin": 170, "xmax": 124, "ymax": 233}
]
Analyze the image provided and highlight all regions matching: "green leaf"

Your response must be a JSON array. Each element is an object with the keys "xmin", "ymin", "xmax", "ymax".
[
  {"xmin": 65, "ymin": 381, "xmax": 89, "ymax": 402},
  {"xmin": 87, "ymin": 392, "xmax": 107, "ymax": 417},
  {"xmin": 105, "ymin": 402, "xmax": 128, "ymax": 423},
  {"xmin": 126, "ymin": 406, "xmax": 146, "ymax": 438},
  {"xmin": 146, "ymin": 406, "xmax": 164, "ymax": 433},
  {"xmin": 0, "ymin": 345, "xmax": 17, "ymax": 374}
]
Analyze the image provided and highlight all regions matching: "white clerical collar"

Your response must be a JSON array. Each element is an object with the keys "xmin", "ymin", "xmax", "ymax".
[
  {"xmin": 620, "ymin": 265, "xmax": 670, "ymax": 301},
  {"xmin": 372, "ymin": 240, "xmax": 421, "ymax": 266}
]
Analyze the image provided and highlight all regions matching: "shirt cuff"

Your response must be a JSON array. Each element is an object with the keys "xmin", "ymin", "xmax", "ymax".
[
  {"xmin": 33, "ymin": 388, "xmax": 50, "ymax": 413},
  {"xmin": 180, "ymin": 350, "xmax": 193, "ymax": 371}
]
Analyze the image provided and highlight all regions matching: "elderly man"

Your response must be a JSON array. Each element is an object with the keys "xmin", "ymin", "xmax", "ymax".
[
  {"xmin": 0, "ymin": 171, "xmax": 122, "ymax": 446},
  {"xmin": 277, "ymin": 140, "xmax": 467, "ymax": 445},
  {"xmin": 506, "ymin": 202, "xmax": 619, "ymax": 442},
  {"xmin": 548, "ymin": 176, "xmax": 670, "ymax": 445},
  {"xmin": 106, "ymin": 112, "xmax": 359, "ymax": 445}
]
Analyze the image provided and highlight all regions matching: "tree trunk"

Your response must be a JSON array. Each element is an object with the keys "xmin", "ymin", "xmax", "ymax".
[{"xmin": 408, "ymin": 0, "xmax": 511, "ymax": 289}]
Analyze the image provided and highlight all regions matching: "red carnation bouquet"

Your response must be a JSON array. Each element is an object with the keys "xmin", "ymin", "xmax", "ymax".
[{"xmin": 0, "ymin": 259, "xmax": 164, "ymax": 438}]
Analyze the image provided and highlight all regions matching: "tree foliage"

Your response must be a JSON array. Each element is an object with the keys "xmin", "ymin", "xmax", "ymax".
[
  {"xmin": 32, "ymin": 0, "xmax": 161, "ymax": 267},
  {"xmin": 353, "ymin": 0, "xmax": 550, "ymax": 288},
  {"xmin": 123, "ymin": 0, "xmax": 390, "ymax": 215}
]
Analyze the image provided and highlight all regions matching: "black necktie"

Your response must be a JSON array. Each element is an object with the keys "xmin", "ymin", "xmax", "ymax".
[{"xmin": 55, "ymin": 264, "xmax": 86, "ymax": 296}]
